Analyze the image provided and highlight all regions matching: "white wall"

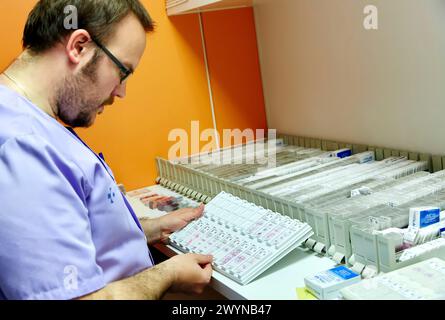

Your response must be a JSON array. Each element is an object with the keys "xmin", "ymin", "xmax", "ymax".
[{"xmin": 254, "ymin": 0, "xmax": 445, "ymax": 154}]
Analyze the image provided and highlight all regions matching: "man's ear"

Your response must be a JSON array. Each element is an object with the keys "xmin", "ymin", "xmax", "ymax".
[{"xmin": 65, "ymin": 29, "xmax": 92, "ymax": 65}]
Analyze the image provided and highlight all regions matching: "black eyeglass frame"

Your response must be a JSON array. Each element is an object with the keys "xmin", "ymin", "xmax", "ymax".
[{"xmin": 91, "ymin": 37, "xmax": 133, "ymax": 84}]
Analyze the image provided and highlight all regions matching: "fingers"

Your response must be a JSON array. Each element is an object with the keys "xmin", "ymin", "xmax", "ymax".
[
  {"xmin": 168, "ymin": 254, "xmax": 213, "ymax": 295},
  {"xmin": 193, "ymin": 204, "xmax": 205, "ymax": 218},
  {"xmin": 173, "ymin": 204, "xmax": 205, "ymax": 221},
  {"xmin": 191, "ymin": 253, "xmax": 213, "ymax": 265}
]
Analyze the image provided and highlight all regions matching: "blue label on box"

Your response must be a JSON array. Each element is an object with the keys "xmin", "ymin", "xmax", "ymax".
[
  {"xmin": 420, "ymin": 209, "xmax": 440, "ymax": 228},
  {"xmin": 336, "ymin": 150, "xmax": 352, "ymax": 158},
  {"xmin": 329, "ymin": 266, "xmax": 359, "ymax": 280}
]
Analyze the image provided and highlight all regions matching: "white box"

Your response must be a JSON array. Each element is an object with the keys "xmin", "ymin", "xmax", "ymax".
[
  {"xmin": 304, "ymin": 265, "xmax": 361, "ymax": 300},
  {"xmin": 409, "ymin": 207, "xmax": 440, "ymax": 229}
]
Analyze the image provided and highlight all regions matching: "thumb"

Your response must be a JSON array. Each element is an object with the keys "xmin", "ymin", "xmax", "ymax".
[{"xmin": 202, "ymin": 263, "xmax": 213, "ymax": 280}]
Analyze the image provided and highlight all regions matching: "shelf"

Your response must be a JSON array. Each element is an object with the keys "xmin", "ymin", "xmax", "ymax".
[{"xmin": 166, "ymin": 0, "xmax": 253, "ymax": 16}]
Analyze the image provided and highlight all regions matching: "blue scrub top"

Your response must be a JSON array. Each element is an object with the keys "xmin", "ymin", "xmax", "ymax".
[{"xmin": 0, "ymin": 85, "xmax": 154, "ymax": 300}]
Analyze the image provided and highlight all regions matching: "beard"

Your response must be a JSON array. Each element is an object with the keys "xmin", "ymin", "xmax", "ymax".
[{"xmin": 55, "ymin": 51, "xmax": 113, "ymax": 128}]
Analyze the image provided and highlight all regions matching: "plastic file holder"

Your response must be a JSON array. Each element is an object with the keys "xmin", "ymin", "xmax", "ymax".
[
  {"xmin": 341, "ymin": 258, "xmax": 445, "ymax": 300},
  {"xmin": 169, "ymin": 191, "xmax": 313, "ymax": 285},
  {"xmin": 156, "ymin": 136, "xmax": 445, "ymax": 273},
  {"xmin": 325, "ymin": 169, "xmax": 445, "ymax": 261},
  {"xmin": 349, "ymin": 190, "xmax": 445, "ymax": 272}
]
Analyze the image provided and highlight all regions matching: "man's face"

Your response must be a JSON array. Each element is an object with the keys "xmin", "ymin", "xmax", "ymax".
[{"xmin": 56, "ymin": 14, "xmax": 147, "ymax": 128}]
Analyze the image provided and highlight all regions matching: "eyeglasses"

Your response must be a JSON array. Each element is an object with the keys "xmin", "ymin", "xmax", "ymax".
[{"xmin": 91, "ymin": 37, "xmax": 133, "ymax": 84}]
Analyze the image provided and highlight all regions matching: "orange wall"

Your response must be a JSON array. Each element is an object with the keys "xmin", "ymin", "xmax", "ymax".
[
  {"xmin": 202, "ymin": 9, "xmax": 267, "ymax": 144},
  {"xmin": 0, "ymin": 1, "xmax": 36, "ymax": 60},
  {"xmin": 0, "ymin": 1, "xmax": 267, "ymax": 191}
]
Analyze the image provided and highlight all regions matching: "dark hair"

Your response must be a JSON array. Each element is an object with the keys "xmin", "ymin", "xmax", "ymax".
[{"xmin": 23, "ymin": 0, "xmax": 155, "ymax": 53}]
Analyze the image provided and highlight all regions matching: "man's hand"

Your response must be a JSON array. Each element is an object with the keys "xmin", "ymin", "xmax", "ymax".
[
  {"xmin": 164, "ymin": 253, "xmax": 213, "ymax": 295},
  {"xmin": 140, "ymin": 204, "xmax": 205, "ymax": 245},
  {"xmin": 158, "ymin": 204, "xmax": 205, "ymax": 243},
  {"xmin": 79, "ymin": 253, "xmax": 213, "ymax": 299}
]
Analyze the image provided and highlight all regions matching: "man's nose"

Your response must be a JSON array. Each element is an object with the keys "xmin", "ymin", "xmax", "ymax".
[{"xmin": 114, "ymin": 82, "xmax": 127, "ymax": 99}]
